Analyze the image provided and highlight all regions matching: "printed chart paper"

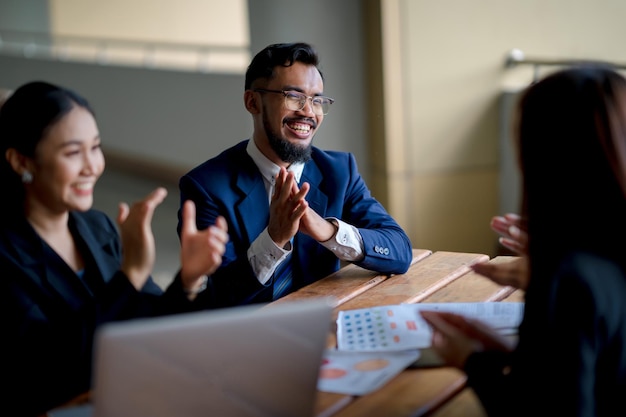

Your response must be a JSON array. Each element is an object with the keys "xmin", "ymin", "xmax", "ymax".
[
  {"xmin": 336, "ymin": 302, "xmax": 524, "ymax": 352},
  {"xmin": 317, "ymin": 348, "xmax": 420, "ymax": 395}
]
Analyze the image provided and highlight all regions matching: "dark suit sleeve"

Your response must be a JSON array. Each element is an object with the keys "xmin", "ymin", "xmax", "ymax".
[
  {"xmin": 95, "ymin": 270, "xmax": 195, "ymax": 320},
  {"xmin": 340, "ymin": 153, "xmax": 413, "ymax": 274},
  {"xmin": 179, "ymin": 172, "xmax": 268, "ymax": 308},
  {"xmin": 82, "ymin": 211, "xmax": 194, "ymax": 319}
]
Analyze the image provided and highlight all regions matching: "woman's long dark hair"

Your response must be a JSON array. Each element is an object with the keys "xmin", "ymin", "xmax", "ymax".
[
  {"xmin": 0, "ymin": 81, "xmax": 94, "ymax": 215},
  {"xmin": 517, "ymin": 65, "xmax": 626, "ymax": 274}
]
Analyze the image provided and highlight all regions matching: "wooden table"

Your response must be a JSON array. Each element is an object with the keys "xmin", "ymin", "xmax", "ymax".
[
  {"xmin": 47, "ymin": 249, "xmax": 523, "ymax": 417},
  {"xmin": 271, "ymin": 249, "xmax": 524, "ymax": 417}
]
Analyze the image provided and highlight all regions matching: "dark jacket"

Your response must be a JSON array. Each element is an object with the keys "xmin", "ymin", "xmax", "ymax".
[
  {"xmin": 179, "ymin": 140, "xmax": 413, "ymax": 307},
  {"xmin": 465, "ymin": 251, "xmax": 626, "ymax": 417},
  {"xmin": 0, "ymin": 210, "xmax": 191, "ymax": 416}
]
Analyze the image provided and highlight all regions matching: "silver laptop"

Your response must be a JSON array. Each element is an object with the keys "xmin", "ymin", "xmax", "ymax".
[{"xmin": 89, "ymin": 298, "xmax": 333, "ymax": 417}]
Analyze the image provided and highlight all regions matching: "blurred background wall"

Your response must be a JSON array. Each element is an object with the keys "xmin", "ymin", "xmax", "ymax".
[{"xmin": 2, "ymin": 0, "xmax": 626, "ymax": 257}]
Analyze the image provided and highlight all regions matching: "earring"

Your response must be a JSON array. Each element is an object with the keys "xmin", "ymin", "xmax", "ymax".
[{"xmin": 21, "ymin": 170, "xmax": 33, "ymax": 184}]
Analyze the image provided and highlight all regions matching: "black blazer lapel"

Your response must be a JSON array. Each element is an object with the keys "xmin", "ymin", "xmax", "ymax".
[
  {"xmin": 70, "ymin": 212, "xmax": 120, "ymax": 285},
  {"xmin": 7, "ymin": 217, "xmax": 92, "ymax": 309}
]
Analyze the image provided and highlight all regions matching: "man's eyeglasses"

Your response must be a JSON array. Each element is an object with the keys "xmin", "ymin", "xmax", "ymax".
[{"xmin": 253, "ymin": 89, "xmax": 335, "ymax": 115}]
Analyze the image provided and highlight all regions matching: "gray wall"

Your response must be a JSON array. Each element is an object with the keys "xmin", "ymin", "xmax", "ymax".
[
  {"xmin": 0, "ymin": 0, "xmax": 50, "ymax": 32},
  {"xmin": 0, "ymin": 0, "xmax": 368, "ymax": 182},
  {"xmin": 499, "ymin": 90, "xmax": 522, "ymax": 216},
  {"xmin": 0, "ymin": 55, "xmax": 249, "ymax": 174}
]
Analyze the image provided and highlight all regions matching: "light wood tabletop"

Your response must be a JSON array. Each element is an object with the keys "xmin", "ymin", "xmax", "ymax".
[
  {"xmin": 45, "ymin": 249, "xmax": 523, "ymax": 417},
  {"xmin": 273, "ymin": 249, "xmax": 524, "ymax": 417}
]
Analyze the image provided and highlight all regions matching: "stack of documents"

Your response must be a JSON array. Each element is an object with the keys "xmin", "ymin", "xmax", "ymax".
[{"xmin": 317, "ymin": 302, "xmax": 524, "ymax": 395}]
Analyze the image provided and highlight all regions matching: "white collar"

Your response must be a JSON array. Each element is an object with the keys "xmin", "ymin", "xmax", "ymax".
[{"xmin": 246, "ymin": 139, "xmax": 305, "ymax": 185}]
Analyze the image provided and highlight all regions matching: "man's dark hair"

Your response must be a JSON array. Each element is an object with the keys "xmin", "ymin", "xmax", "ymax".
[{"xmin": 244, "ymin": 42, "xmax": 323, "ymax": 90}]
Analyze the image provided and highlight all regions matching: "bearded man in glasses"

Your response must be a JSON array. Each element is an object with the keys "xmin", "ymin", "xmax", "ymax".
[{"xmin": 178, "ymin": 42, "xmax": 412, "ymax": 308}]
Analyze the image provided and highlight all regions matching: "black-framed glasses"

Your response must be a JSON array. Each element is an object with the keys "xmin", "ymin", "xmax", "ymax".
[{"xmin": 253, "ymin": 88, "xmax": 335, "ymax": 115}]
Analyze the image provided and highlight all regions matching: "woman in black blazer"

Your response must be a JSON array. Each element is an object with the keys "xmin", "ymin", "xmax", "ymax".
[
  {"xmin": 0, "ymin": 81, "xmax": 228, "ymax": 416},
  {"xmin": 421, "ymin": 65, "xmax": 626, "ymax": 416}
]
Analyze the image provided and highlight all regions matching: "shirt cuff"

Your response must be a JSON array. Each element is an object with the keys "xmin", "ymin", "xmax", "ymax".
[
  {"xmin": 247, "ymin": 227, "xmax": 291, "ymax": 284},
  {"xmin": 319, "ymin": 217, "xmax": 364, "ymax": 261}
]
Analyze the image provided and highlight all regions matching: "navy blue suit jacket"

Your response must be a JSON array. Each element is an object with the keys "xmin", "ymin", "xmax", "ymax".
[
  {"xmin": 0, "ymin": 211, "xmax": 191, "ymax": 416},
  {"xmin": 178, "ymin": 140, "xmax": 413, "ymax": 307}
]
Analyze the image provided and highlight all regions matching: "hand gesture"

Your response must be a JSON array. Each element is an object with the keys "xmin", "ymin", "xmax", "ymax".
[
  {"xmin": 117, "ymin": 187, "xmax": 168, "ymax": 290},
  {"xmin": 179, "ymin": 199, "xmax": 229, "ymax": 291},
  {"xmin": 471, "ymin": 257, "xmax": 529, "ymax": 290},
  {"xmin": 491, "ymin": 213, "xmax": 528, "ymax": 255},
  {"xmin": 299, "ymin": 207, "xmax": 339, "ymax": 243},
  {"xmin": 472, "ymin": 213, "xmax": 530, "ymax": 290},
  {"xmin": 420, "ymin": 310, "xmax": 515, "ymax": 370},
  {"xmin": 267, "ymin": 167, "xmax": 309, "ymax": 248}
]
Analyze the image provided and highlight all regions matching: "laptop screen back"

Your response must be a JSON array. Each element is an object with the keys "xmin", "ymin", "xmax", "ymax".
[{"xmin": 91, "ymin": 298, "xmax": 333, "ymax": 417}]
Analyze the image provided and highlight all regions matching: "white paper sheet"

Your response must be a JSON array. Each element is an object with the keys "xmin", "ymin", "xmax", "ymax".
[
  {"xmin": 336, "ymin": 302, "xmax": 524, "ymax": 352},
  {"xmin": 317, "ymin": 348, "xmax": 420, "ymax": 395}
]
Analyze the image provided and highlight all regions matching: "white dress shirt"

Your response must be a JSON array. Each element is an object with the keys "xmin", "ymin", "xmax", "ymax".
[{"xmin": 245, "ymin": 139, "xmax": 364, "ymax": 284}]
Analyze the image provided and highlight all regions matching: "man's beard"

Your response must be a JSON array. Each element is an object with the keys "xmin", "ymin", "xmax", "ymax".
[{"xmin": 263, "ymin": 112, "xmax": 312, "ymax": 164}]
